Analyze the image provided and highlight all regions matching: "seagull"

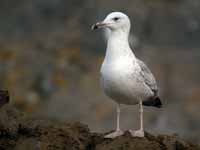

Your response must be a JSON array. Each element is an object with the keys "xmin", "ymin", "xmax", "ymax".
[{"xmin": 92, "ymin": 12, "xmax": 162, "ymax": 138}]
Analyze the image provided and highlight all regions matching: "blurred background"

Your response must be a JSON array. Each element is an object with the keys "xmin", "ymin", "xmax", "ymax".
[{"xmin": 0, "ymin": 0, "xmax": 200, "ymax": 143}]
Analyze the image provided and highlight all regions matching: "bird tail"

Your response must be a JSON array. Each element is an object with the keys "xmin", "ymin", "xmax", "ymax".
[{"xmin": 142, "ymin": 97, "xmax": 162, "ymax": 108}]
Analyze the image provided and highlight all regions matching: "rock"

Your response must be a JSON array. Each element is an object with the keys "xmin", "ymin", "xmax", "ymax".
[
  {"xmin": 0, "ymin": 104, "xmax": 199, "ymax": 150},
  {"xmin": 0, "ymin": 105, "xmax": 22, "ymax": 138},
  {"xmin": 94, "ymin": 131, "xmax": 200, "ymax": 150},
  {"xmin": 0, "ymin": 90, "xmax": 9, "ymax": 108},
  {"xmin": 95, "ymin": 132, "xmax": 160, "ymax": 150}
]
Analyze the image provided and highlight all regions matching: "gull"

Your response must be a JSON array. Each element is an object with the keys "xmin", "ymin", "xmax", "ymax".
[{"xmin": 92, "ymin": 12, "xmax": 162, "ymax": 138}]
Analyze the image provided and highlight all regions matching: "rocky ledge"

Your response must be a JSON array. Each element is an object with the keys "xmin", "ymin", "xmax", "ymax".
[{"xmin": 0, "ymin": 104, "xmax": 199, "ymax": 150}]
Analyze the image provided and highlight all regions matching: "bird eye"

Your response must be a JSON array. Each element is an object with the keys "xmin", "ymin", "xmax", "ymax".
[{"xmin": 113, "ymin": 17, "xmax": 120, "ymax": 21}]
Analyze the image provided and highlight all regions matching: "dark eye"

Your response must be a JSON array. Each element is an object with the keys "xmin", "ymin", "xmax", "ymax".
[{"xmin": 113, "ymin": 17, "xmax": 120, "ymax": 21}]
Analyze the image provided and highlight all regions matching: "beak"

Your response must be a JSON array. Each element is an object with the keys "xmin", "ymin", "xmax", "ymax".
[{"xmin": 91, "ymin": 21, "xmax": 108, "ymax": 30}]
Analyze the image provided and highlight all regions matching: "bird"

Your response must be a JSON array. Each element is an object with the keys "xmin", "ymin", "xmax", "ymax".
[{"xmin": 91, "ymin": 12, "xmax": 162, "ymax": 138}]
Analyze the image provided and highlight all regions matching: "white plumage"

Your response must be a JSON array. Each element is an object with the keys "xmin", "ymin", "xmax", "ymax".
[{"xmin": 92, "ymin": 12, "xmax": 162, "ymax": 138}]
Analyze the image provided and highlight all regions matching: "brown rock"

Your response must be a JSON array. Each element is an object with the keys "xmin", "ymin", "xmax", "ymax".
[
  {"xmin": 0, "ymin": 90, "xmax": 9, "ymax": 108},
  {"xmin": 0, "ymin": 104, "xmax": 199, "ymax": 150}
]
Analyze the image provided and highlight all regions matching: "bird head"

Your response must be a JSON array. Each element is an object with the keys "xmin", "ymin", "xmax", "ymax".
[{"xmin": 92, "ymin": 12, "xmax": 131, "ymax": 33}]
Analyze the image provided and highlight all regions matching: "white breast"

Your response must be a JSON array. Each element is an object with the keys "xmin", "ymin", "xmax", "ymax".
[
  {"xmin": 100, "ymin": 56, "xmax": 144, "ymax": 105},
  {"xmin": 100, "ymin": 29, "xmax": 153, "ymax": 105}
]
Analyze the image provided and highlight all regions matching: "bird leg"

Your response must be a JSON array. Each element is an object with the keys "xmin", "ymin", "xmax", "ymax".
[
  {"xmin": 129, "ymin": 101, "xmax": 144, "ymax": 137},
  {"xmin": 104, "ymin": 104, "xmax": 124, "ymax": 138}
]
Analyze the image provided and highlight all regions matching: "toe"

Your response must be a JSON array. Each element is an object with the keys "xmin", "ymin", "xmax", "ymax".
[
  {"xmin": 104, "ymin": 130, "xmax": 124, "ymax": 139},
  {"xmin": 129, "ymin": 130, "xmax": 144, "ymax": 137}
]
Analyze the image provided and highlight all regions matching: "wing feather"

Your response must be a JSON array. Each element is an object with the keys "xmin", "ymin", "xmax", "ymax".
[{"xmin": 137, "ymin": 59, "xmax": 158, "ymax": 95}]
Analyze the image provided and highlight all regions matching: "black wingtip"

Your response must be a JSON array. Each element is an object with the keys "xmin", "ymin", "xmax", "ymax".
[
  {"xmin": 154, "ymin": 97, "xmax": 162, "ymax": 108},
  {"xmin": 142, "ymin": 97, "xmax": 162, "ymax": 108}
]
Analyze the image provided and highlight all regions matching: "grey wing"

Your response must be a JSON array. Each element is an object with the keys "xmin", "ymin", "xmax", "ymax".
[{"xmin": 137, "ymin": 59, "xmax": 158, "ymax": 95}]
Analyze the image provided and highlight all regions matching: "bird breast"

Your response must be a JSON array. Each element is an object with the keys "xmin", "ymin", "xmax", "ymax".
[{"xmin": 100, "ymin": 57, "xmax": 146, "ymax": 105}]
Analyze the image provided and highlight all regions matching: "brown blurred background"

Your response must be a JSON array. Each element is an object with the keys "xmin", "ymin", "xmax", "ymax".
[{"xmin": 0, "ymin": 0, "xmax": 200, "ymax": 143}]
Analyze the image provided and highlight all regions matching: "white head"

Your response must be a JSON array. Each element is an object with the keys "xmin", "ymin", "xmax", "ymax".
[{"xmin": 92, "ymin": 12, "xmax": 131, "ymax": 34}]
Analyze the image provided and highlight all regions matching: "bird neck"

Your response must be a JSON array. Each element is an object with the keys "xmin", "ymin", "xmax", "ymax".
[{"xmin": 105, "ymin": 30, "xmax": 136, "ymax": 61}]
